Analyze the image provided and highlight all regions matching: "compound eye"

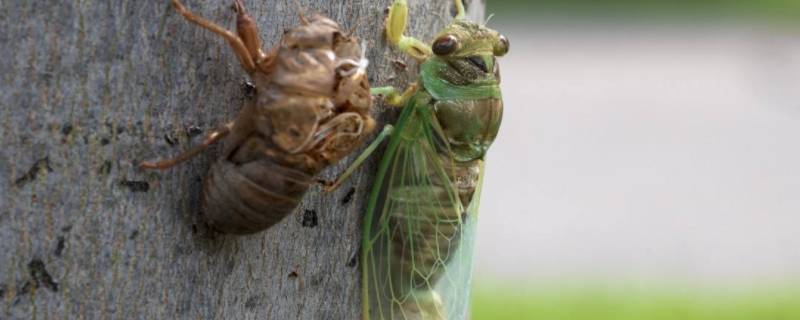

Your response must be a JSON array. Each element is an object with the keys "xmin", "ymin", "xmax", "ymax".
[
  {"xmin": 494, "ymin": 34, "xmax": 509, "ymax": 56},
  {"xmin": 432, "ymin": 34, "xmax": 459, "ymax": 56}
]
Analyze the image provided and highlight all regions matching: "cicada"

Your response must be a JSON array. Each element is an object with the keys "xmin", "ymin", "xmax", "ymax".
[
  {"xmin": 140, "ymin": 0, "xmax": 374, "ymax": 234},
  {"xmin": 326, "ymin": 0, "xmax": 508, "ymax": 318}
]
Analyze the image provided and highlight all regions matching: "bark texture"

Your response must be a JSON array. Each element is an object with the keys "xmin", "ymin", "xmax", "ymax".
[{"xmin": 0, "ymin": 0, "xmax": 483, "ymax": 319}]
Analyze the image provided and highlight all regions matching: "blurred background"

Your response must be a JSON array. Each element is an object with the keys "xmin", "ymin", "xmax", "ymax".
[{"xmin": 472, "ymin": 0, "xmax": 800, "ymax": 319}]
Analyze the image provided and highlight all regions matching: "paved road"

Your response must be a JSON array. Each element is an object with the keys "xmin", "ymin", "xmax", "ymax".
[{"xmin": 475, "ymin": 22, "xmax": 800, "ymax": 285}]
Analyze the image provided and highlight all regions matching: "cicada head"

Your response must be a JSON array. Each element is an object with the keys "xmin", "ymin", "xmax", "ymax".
[{"xmin": 425, "ymin": 20, "xmax": 508, "ymax": 86}]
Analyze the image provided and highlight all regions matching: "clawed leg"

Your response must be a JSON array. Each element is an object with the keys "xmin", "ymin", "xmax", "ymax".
[
  {"xmin": 371, "ymin": 84, "xmax": 418, "ymax": 107},
  {"xmin": 171, "ymin": 0, "xmax": 257, "ymax": 72},
  {"xmin": 320, "ymin": 125, "xmax": 394, "ymax": 192},
  {"xmin": 233, "ymin": 0, "xmax": 269, "ymax": 64},
  {"xmin": 385, "ymin": 0, "xmax": 431, "ymax": 61},
  {"xmin": 140, "ymin": 122, "xmax": 234, "ymax": 170}
]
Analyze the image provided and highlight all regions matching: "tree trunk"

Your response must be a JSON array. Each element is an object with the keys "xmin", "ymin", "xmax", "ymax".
[{"xmin": 0, "ymin": 0, "xmax": 483, "ymax": 319}]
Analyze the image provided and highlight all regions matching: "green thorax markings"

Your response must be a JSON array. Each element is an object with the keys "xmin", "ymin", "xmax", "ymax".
[{"xmin": 420, "ymin": 58, "xmax": 501, "ymax": 101}]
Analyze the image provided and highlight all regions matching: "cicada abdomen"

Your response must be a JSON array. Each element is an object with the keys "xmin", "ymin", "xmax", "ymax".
[{"xmin": 141, "ymin": 1, "xmax": 374, "ymax": 234}]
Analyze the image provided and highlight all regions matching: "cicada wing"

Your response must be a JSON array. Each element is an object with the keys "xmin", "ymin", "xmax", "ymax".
[
  {"xmin": 434, "ymin": 161, "xmax": 484, "ymax": 320},
  {"xmin": 363, "ymin": 99, "xmax": 480, "ymax": 320}
]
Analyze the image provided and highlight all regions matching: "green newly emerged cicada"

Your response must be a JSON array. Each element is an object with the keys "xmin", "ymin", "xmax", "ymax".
[{"xmin": 326, "ymin": 0, "xmax": 508, "ymax": 319}]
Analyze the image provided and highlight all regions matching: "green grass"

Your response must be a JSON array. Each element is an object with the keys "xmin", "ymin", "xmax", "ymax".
[{"xmin": 472, "ymin": 282, "xmax": 800, "ymax": 320}]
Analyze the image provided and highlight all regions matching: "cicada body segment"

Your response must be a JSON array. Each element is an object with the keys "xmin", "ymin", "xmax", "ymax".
[{"xmin": 140, "ymin": 1, "xmax": 374, "ymax": 234}]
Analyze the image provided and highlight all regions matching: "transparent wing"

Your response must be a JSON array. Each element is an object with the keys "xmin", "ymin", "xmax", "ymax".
[
  {"xmin": 435, "ymin": 161, "xmax": 484, "ymax": 320},
  {"xmin": 363, "ymin": 98, "xmax": 483, "ymax": 320}
]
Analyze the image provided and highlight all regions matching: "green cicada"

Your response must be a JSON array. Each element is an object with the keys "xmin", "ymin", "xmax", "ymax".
[{"xmin": 327, "ymin": 0, "xmax": 508, "ymax": 318}]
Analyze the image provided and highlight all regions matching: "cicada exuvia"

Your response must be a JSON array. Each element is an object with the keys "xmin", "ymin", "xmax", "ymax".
[
  {"xmin": 325, "ymin": 0, "xmax": 508, "ymax": 318},
  {"xmin": 140, "ymin": 0, "xmax": 374, "ymax": 234}
]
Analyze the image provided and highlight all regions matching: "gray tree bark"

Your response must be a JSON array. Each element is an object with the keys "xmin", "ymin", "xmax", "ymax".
[{"xmin": 0, "ymin": 0, "xmax": 483, "ymax": 319}]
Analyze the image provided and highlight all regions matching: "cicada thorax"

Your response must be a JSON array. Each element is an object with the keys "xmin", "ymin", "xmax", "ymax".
[{"xmin": 201, "ymin": 16, "xmax": 374, "ymax": 234}]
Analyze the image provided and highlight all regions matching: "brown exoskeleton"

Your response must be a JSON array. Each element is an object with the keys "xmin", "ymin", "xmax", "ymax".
[{"xmin": 141, "ymin": 0, "xmax": 375, "ymax": 234}]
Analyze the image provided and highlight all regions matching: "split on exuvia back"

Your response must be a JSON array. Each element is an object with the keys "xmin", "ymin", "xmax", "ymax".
[{"xmin": 140, "ymin": 0, "xmax": 374, "ymax": 234}]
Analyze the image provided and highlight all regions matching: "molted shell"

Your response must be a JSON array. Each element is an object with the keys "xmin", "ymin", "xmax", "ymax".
[{"xmin": 202, "ymin": 16, "xmax": 374, "ymax": 234}]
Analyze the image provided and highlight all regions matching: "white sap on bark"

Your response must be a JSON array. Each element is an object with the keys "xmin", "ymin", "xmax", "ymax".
[{"xmin": 0, "ymin": 0, "xmax": 483, "ymax": 319}]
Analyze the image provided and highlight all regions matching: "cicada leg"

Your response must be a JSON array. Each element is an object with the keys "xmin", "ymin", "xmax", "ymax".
[
  {"xmin": 385, "ymin": 0, "xmax": 431, "ymax": 61},
  {"xmin": 371, "ymin": 84, "xmax": 417, "ymax": 107},
  {"xmin": 233, "ymin": 0, "xmax": 270, "ymax": 65},
  {"xmin": 454, "ymin": 0, "xmax": 466, "ymax": 20},
  {"xmin": 171, "ymin": 0, "xmax": 256, "ymax": 72},
  {"xmin": 139, "ymin": 122, "xmax": 234, "ymax": 171},
  {"xmin": 320, "ymin": 125, "xmax": 394, "ymax": 192}
]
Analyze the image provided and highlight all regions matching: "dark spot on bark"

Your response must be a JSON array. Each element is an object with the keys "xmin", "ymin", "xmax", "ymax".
[
  {"xmin": 301, "ymin": 209, "xmax": 318, "ymax": 228},
  {"xmin": 120, "ymin": 180, "xmax": 149, "ymax": 192},
  {"xmin": 0, "ymin": 283, "xmax": 6, "ymax": 298},
  {"xmin": 116, "ymin": 126, "xmax": 126, "ymax": 135},
  {"xmin": 28, "ymin": 259, "xmax": 58, "ymax": 292},
  {"xmin": 288, "ymin": 271, "xmax": 299, "ymax": 279},
  {"xmin": 175, "ymin": 244, "xmax": 187, "ymax": 255},
  {"xmin": 61, "ymin": 123, "xmax": 73, "ymax": 136},
  {"xmin": 129, "ymin": 229, "xmax": 139, "ymax": 240},
  {"xmin": 384, "ymin": 7, "xmax": 390, "ymax": 15},
  {"xmin": 347, "ymin": 247, "xmax": 360, "ymax": 268},
  {"xmin": 54, "ymin": 236, "xmax": 65, "ymax": 257},
  {"xmin": 226, "ymin": 259, "xmax": 236, "ymax": 274},
  {"xmin": 186, "ymin": 126, "xmax": 203, "ymax": 138},
  {"xmin": 14, "ymin": 280, "xmax": 33, "ymax": 305},
  {"xmin": 341, "ymin": 187, "xmax": 356, "ymax": 205},
  {"xmin": 61, "ymin": 225, "xmax": 72, "ymax": 233},
  {"xmin": 19, "ymin": 281, "xmax": 33, "ymax": 294},
  {"xmin": 191, "ymin": 224, "xmax": 198, "ymax": 234},
  {"xmin": 14, "ymin": 157, "xmax": 53, "ymax": 187},
  {"xmin": 242, "ymin": 80, "xmax": 256, "ymax": 100},
  {"xmin": 164, "ymin": 133, "xmax": 178, "ymax": 146},
  {"xmin": 245, "ymin": 295, "xmax": 261, "ymax": 309},
  {"xmin": 40, "ymin": 72, "xmax": 53, "ymax": 84},
  {"xmin": 310, "ymin": 274, "xmax": 324, "ymax": 287},
  {"xmin": 98, "ymin": 161, "xmax": 113, "ymax": 176},
  {"xmin": 100, "ymin": 137, "xmax": 110, "ymax": 145},
  {"xmin": 135, "ymin": 121, "xmax": 144, "ymax": 134}
]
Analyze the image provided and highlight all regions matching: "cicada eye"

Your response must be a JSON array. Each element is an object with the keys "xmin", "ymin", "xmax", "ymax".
[
  {"xmin": 494, "ymin": 34, "xmax": 509, "ymax": 57},
  {"xmin": 432, "ymin": 35, "xmax": 459, "ymax": 56}
]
